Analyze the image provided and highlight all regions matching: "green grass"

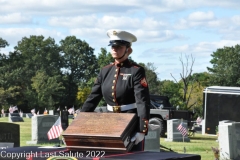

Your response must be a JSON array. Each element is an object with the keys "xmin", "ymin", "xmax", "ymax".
[
  {"xmin": 160, "ymin": 134, "xmax": 219, "ymax": 160},
  {"xmin": 0, "ymin": 117, "xmax": 218, "ymax": 160}
]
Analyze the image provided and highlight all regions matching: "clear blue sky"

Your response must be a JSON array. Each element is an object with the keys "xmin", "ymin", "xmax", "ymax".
[{"xmin": 1, "ymin": 0, "xmax": 240, "ymax": 80}]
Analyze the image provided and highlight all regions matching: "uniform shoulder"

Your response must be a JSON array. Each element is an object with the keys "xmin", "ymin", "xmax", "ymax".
[
  {"xmin": 102, "ymin": 63, "xmax": 114, "ymax": 69},
  {"xmin": 130, "ymin": 61, "xmax": 143, "ymax": 69}
]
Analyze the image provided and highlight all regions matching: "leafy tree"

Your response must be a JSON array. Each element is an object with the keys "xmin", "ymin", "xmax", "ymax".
[
  {"xmin": 0, "ymin": 37, "xmax": 9, "ymax": 49},
  {"xmin": 97, "ymin": 48, "xmax": 114, "ymax": 69},
  {"xmin": 9, "ymin": 35, "xmax": 62, "ymax": 110},
  {"xmin": 60, "ymin": 36, "xmax": 98, "ymax": 106},
  {"xmin": 207, "ymin": 44, "xmax": 240, "ymax": 86},
  {"xmin": 31, "ymin": 70, "xmax": 65, "ymax": 109},
  {"xmin": 159, "ymin": 80, "xmax": 181, "ymax": 107},
  {"xmin": 139, "ymin": 62, "xmax": 160, "ymax": 95}
]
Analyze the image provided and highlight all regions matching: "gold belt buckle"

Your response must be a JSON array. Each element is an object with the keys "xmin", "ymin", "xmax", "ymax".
[{"xmin": 113, "ymin": 106, "xmax": 121, "ymax": 113}]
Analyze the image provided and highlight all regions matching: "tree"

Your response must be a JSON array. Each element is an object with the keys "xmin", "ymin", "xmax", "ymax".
[
  {"xmin": 0, "ymin": 37, "xmax": 9, "ymax": 49},
  {"xmin": 171, "ymin": 54, "xmax": 196, "ymax": 110},
  {"xmin": 207, "ymin": 44, "xmax": 240, "ymax": 86},
  {"xmin": 9, "ymin": 35, "xmax": 62, "ymax": 110},
  {"xmin": 31, "ymin": 70, "xmax": 65, "ymax": 109},
  {"xmin": 159, "ymin": 80, "xmax": 181, "ymax": 107},
  {"xmin": 139, "ymin": 62, "xmax": 160, "ymax": 95},
  {"xmin": 60, "ymin": 36, "xmax": 98, "ymax": 106},
  {"xmin": 97, "ymin": 48, "xmax": 114, "ymax": 69}
]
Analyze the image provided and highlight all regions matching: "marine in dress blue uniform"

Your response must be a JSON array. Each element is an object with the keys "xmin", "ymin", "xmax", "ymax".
[{"xmin": 81, "ymin": 29, "xmax": 150, "ymax": 150}]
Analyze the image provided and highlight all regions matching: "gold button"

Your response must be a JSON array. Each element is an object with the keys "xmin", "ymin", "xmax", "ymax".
[
  {"xmin": 112, "ymin": 86, "xmax": 114, "ymax": 89},
  {"xmin": 143, "ymin": 130, "xmax": 146, "ymax": 132},
  {"xmin": 121, "ymin": 63, "xmax": 123, "ymax": 66},
  {"xmin": 114, "ymin": 74, "xmax": 117, "ymax": 77},
  {"xmin": 115, "ymin": 69, "xmax": 118, "ymax": 71},
  {"xmin": 112, "ymin": 92, "xmax": 114, "ymax": 96},
  {"xmin": 144, "ymin": 125, "xmax": 146, "ymax": 127},
  {"xmin": 113, "ymin": 80, "xmax": 115, "ymax": 83},
  {"xmin": 113, "ymin": 99, "xmax": 115, "ymax": 102}
]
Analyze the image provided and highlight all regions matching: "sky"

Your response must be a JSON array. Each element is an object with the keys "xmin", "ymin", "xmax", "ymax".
[{"xmin": 1, "ymin": 0, "xmax": 240, "ymax": 81}]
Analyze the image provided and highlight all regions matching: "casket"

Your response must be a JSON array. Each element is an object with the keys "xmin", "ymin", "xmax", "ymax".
[{"xmin": 62, "ymin": 112, "xmax": 138, "ymax": 152}]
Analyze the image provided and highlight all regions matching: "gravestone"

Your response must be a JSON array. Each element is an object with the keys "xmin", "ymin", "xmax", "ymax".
[
  {"xmin": 61, "ymin": 111, "xmax": 69, "ymax": 130},
  {"xmin": 49, "ymin": 110, "xmax": 54, "ymax": 115},
  {"xmin": 0, "ymin": 122, "xmax": 20, "ymax": 147},
  {"xmin": 165, "ymin": 119, "xmax": 190, "ymax": 142},
  {"xmin": 144, "ymin": 124, "xmax": 160, "ymax": 152},
  {"xmin": 219, "ymin": 121, "xmax": 240, "ymax": 160},
  {"xmin": 26, "ymin": 115, "xmax": 60, "ymax": 144},
  {"xmin": 8, "ymin": 113, "xmax": 24, "ymax": 122},
  {"xmin": 26, "ymin": 113, "xmax": 33, "ymax": 118}
]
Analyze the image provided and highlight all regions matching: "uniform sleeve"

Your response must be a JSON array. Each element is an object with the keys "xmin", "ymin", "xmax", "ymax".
[
  {"xmin": 133, "ymin": 67, "xmax": 150, "ymax": 135},
  {"xmin": 81, "ymin": 71, "xmax": 103, "ymax": 112}
]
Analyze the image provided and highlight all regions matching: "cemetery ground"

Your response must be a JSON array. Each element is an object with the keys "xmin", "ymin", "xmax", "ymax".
[{"xmin": 0, "ymin": 117, "xmax": 218, "ymax": 160}]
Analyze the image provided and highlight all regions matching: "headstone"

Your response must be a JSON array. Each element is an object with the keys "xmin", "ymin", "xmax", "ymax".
[
  {"xmin": 61, "ymin": 111, "xmax": 69, "ymax": 130},
  {"xmin": 26, "ymin": 113, "xmax": 33, "ymax": 118},
  {"xmin": 49, "ymin": 110, "xmax": 54, "ymax": 115},
  {"xmin": 219, "ymin": 121, "xmax": 240, "ymax": 160},
  {"xmin": 62, "ymin": 112, "xmax": 138, "ymax": 153},
  {"xmin": 144, "ymin": 124, "xmax": 160, "ymax": 152},
  {"xmin": 26, "ymin": 115, "xmax": 60, "ymax": 144},
  {"xmin": 165, "ymin": 119, "xmax": 190, "ymax": 142},
  {"xmin": 0, "ymin": 122, "xmax": 20, "ymax": 147},
  {"xmin": 8, "ymin": 113, "xmax": 24, "ymax": 122}
]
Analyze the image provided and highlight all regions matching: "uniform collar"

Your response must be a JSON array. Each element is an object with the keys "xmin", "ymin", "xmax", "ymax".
[{"xmin": 114, "ymin": 59, "xmax": 130, "ymax": 67}]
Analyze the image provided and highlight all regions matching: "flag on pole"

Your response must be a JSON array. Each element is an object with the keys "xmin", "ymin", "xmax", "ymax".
[
  {"xmin": 47, "ymin": 117, "xmax": 63, "ymax": 140},
  {"xmin": 19, "ymin": 110, "xmax": 23, "ymax": 117},
  {"xmin": 177, "ymin": 122, "xmax": 188, "ymax": 137},
  {"xmin": 31, "ymin": 108, "xmax": 35, "ymax": 114},
  {"xmin": 12, "ymin": 106, "xmax": 18, "ymax": 112},
  {"xmin": 196, "ymin": 117, "xmax": 202, "ymax": 125},
  {"xmin": 68, "ymin": 106, "xmax": 74, "ymax": 114},
  {"xmin": 9, "ymin": 106, "xmax": 13, "ymax": 113}
]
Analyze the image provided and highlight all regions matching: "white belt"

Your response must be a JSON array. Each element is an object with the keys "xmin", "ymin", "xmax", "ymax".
[{"xmin": 107, "ymin": 103, "xmax": 137, "ymax": 112}]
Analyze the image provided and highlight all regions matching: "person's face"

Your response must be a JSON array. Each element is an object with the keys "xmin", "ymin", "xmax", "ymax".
[{"xmin": 111, "ymin": 45, "xmax": 127, "ymax": 59}]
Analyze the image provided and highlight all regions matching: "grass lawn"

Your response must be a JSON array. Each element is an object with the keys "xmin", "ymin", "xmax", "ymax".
[{"xmin": 0, "ymin": 117, "xmax": 218, "ymax": 160}]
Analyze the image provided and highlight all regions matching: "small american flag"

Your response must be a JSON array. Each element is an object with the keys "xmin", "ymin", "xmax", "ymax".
[
  {"xmin": 47, "ymin": 117, "xmax": 63, "ymax": 140},
  {"xmin": 31, "ymin": 108, "xmax": 35, "ymax": 114},
  {"xmin": 177, "ymin": 122, "xmax": 188, "ymax": 137},
  {"xmin": 12, "ymin": 106, "xmax": 18, "ymax": 112},
  {"xmin": 9, "ymin": 106, "xmax": 13, "ymax": 113},
  {"xmin": 68, "ymin": 106, "xmax": 75, "ymax": 114}
]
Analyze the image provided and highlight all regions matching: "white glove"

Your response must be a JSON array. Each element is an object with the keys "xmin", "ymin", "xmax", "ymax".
[{"xmin": 131, "ymin": 132, "xmax": 145, "ymax": 145}]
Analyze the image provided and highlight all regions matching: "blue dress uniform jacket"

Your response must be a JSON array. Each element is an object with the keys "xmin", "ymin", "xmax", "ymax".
[{"xmin": 81, "ymin": 59, "xmax": 150, "ymax": 135}]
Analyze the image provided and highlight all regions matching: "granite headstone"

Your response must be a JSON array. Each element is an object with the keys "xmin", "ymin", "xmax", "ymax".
[
  {"xmin": 27, "ymin": 115, "xmax": 60, "ymax": 144},
  {"xmin": 26, "ymin": 113, "xmax": 33, "ymax": 118},
  {"xmin": 165, "ymin": 119, "xmax": 190, "ymax": 142},
  {"xmin": 49, "ymin": 110, "xmax": 54, "ymax": 115},
  {"xmin": 0, "ymin": 122, "xmax": 20, "ymax": 147},
  {"xmin": 219, "ymin": 121, "xmax": 240, "ymax": 160},
  {"xmin": 8, "ymin": 113, "xmax": 24, "ymax": 122},
  {"xmin": 144, "ymin": 124, "xmax": 160, "ymax": 152}
]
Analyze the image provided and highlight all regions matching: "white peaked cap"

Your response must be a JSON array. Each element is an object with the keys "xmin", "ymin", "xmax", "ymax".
[{"xmin": 107, "ymin": 29, "xmax": 137, "ymax": 43}]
